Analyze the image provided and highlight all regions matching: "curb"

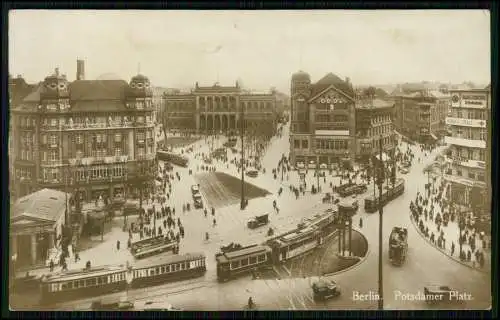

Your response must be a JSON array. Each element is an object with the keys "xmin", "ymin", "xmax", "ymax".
[
  {"xmin": 322, "ymin": 228, "xmax": 370, "ymax": 277},
  {"xmin": 408, "ymin": 213, "xmax": 489, "ymax": 274}
]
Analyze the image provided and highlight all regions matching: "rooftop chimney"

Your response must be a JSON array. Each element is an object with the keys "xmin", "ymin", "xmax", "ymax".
[{"xmin": 77, "ymin": 59, "xmax": 85, "ymax": 80}]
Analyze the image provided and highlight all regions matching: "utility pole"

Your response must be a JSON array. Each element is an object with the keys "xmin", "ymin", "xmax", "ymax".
[
  {"xmin": 377, "ymin": 135, "xmax": 384, "ymax": 310},
  {"xmin": 240, "ymin": 102, "xmax": 246, "ymax": 210}
]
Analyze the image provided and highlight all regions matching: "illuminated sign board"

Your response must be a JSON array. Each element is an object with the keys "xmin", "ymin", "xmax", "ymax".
[
  {"xmin": 451, "ymin": 93, "xmax": 487, "ymax": 109},
  {"xmin": 445, "ymin": 117, "xmax": 486, "ymax": 128}
]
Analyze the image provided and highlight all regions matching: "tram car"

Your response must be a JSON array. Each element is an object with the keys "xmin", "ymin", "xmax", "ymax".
[
  {"xmin": 39, "ymin": 253, "xmax": 206, "ymax": 305},
  {"xmin": 364, "ymin": 179, "xmax": 405, "ymax": 213},
  {"xmin": 130, "ymin": 252, "xmax": 206, "ymax": 288},
  {"xmin": 40, "ymin": 265, "xmax": 128, "ymax": 304},
  {"xmin": 267, "ymin": 225, "xmax": 322, "ymax": 263},
  {"xmin": 131, "ymin": 236, "xmax": 179, "ymax": 259},
  {"xmin": 215, "ymin": 244, "xmax": 272, "ymax": 282}
]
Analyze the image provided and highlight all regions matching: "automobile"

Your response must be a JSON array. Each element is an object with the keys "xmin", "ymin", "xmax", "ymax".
[
  {"xmin": 400, "ymin": 168, "xmax": 409, "ymax": 174},
  {"xmin": 191, "ymin": 185, "xmax": 200, "ymax": 194},
  {"xmin": 91, "ymin": 298, "xmax": 135, "ymax": 311},
  {"xmin": 423, "ymin": 285, "xmax": 462, "ymax": 304},
  {"xmin": 308, "ymin": 160, "xmax": 316, "ymax": 169},
  {"xmin": 319, "ymin": 163, "xmax": 328, "ymax": 169},
  {"xmin": 246, "ymin": 169, "xmax": 259, "ymax": 178},
  {"xmin": 296, "ymin": 162, "xmax": 305, "ymax": 169},
  {"xmin": 142, "ymin": 301, "xmax": 182, "ymax": 311},
  {"xmin": 193, "ymin": 194, "xmax": 204, "ymax": 209},
  {"xmin": 312, "ymin": 279, "xmax": 341, "ymax": 301}
]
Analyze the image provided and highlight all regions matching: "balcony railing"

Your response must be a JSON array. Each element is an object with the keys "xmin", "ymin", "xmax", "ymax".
[{"xmin": 41, "ymin": 120, "xmax": 154, "ymax": 131}]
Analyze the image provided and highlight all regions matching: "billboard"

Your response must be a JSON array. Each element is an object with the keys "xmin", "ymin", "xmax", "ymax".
[{"xmin": 451, "ymin": 92, "xmax": 488, "ymax": 109}]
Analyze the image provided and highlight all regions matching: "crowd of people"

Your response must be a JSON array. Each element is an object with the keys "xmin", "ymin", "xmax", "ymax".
[{"xmin": 410, "ymin": 178, "xmax": 489, "ymax": 269}]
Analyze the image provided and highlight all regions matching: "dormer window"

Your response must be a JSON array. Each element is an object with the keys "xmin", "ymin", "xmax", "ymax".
[
  {"xmin": 136, "ymin": 83, "xmax": 144, "ymax": 89},
  {"xmin": 130, "ymin": 83, "xmax": 136, "ymax": 88},
  {"xmin": 48, "ymin": 83, "xmax": 58, "ymax": 89},
  {"xmin": 58, "ymin": 83, "xmax": 66, "ymax": 90}
]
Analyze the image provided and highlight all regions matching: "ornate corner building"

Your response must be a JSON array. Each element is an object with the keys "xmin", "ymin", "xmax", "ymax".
[
  {"xmin": 10, "ymin": 61, "xmax": 157, "ymax": 202},
  {"xmin": 443, "ymin": 87, "xmax": 490, "ymax": 213},
  {"xmin": 289, "ymin": 71, "xmax": 357, "ymax": 167},
  {"xmin": 161, "ymin": 82, "xmax": 278, "ymax": 136}
]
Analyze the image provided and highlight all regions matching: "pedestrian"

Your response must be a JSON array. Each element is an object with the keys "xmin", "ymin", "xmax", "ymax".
[
  {"xmin": 213, "ymin": 218, "xmax": 217, "ymax": 227},
  {"xmin": 116, "ymin": 240, "xmax": 120, "ymax": 251},
  {"xmin": 49, "ymin": 259, "xmax": 54, "ymax": 272}
]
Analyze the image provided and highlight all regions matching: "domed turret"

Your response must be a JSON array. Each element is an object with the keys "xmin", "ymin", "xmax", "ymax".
[
  {"xmin": 40, "ymin": 68, "xmax": 69, "ymax": 100},
  {"xmin": 126, "ymin": 74, "xmax": 153, "ymax": 98},
  {"xmin": 292, "ymin": 70, "xmax": 311, "ymax": 82}
]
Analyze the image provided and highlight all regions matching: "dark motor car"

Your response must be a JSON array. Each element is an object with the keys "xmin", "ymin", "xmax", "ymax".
[{"xmin": 312, "ymin": 279, "xmax": 341, "ymax": 301}]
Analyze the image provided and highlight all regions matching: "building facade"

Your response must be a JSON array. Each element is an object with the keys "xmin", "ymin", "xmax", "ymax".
[
  {"xmin": 10, "ymin": 63, "xmax": 157, "ymax": 202},
  {"xmin": 443, "ymin": 88, "xmax": 490, "ymax": 213},
  {"xmin": 392, "ymin": 90, "xmax": 450, "ymax": 143},
  {"xmin": 162, "ymin": 82, "xmax": 278, "ymax": 136},
  {"xmin": 289, "ymin": 71, "xmax": 356, "ymax": 167},
  {"xmin": 10, "ymin": 189, "xmax": 70, "ymax": 268},
  {"xmin": 355, "ymin": 98, "xmax": 396, "ymax": 163}
]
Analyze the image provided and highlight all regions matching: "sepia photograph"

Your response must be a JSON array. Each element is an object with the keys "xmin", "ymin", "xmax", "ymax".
[{"xmin": 8, "ymin": 9, "xmax": 491, "ymax": 311}]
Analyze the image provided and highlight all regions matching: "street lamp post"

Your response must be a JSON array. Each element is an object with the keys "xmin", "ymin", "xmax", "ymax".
[
  {"xmin": 376, "ymin": 135, "xmax": 384, "ymax": 310},
  {"xmin": 240, "ymin": 103, "xmax": 246, "ymax": 210}
]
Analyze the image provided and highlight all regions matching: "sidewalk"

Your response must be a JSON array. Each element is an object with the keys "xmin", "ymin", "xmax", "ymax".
[{"xmin": 409, "ymin": 177, "xmax": 491, "ymax": 273}]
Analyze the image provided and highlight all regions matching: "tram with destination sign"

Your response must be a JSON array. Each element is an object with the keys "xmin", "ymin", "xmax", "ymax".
[
  {"xmin": 364, "ymin": 178, "xmax": 405, "ymax": 213},
  {"xmin": 39, "ymin": 253, "xmax": 206, "ymax": 305},
  {"xmin": 267, "ymin": 226, "xmax": 322, "ymax": 262},
  {"xmin": 215, "ymin": 245, "xmax": 272, "ymax": 282}
]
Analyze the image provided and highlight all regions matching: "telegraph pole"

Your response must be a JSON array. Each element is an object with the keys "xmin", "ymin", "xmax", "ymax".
[
  {"xmin": 377, "ymin": 135, "xmax": 384, "ymax": 310},
  {"xmin": 240, "ymin": 102, "xmax": 246, "ymax": 210}
]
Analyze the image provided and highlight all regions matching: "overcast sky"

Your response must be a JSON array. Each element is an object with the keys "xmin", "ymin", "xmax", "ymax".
[{"xmin": 9, "ymin": 10, "xmax": 490, "ymax": 92}]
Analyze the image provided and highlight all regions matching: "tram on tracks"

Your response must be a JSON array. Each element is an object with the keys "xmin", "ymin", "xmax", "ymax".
[
  {"xmin": 215, "ymin": 245, "xmax": 272, "ymax": 282},
  {"xmin": 130, "ymin": 236, "xmax": 179, "ymax": 259},
  {"xmin": 364, "ymin": 178, "xmax": 405, "ymax": 213},
  {"xmin": 156, "ymin": 150, "xmax": 189, "ymax": 167},
  {"xmin": 39, "ymin": 253, "xmax": 206, "ymax": 305},
  {"xmin": 267, "ymin": 226, "xmax": 322, "ymax": 262}
]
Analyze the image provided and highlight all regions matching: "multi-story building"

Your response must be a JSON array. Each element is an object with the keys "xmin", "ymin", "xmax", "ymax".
[
  {"xmin": 162, "ymin": 82, "xmax": 277, "ymax": 136},
  {"xmin": 444, "ymin": 88, "xmax": 490, "ymax": 213},
  {"xmin": 355, "ymin": 98, "xmax": 396, "ymax": 163},
  {"xmin": 392, "ymin": 90, "xmax": 450, "ymax": 143},
  {"xmin": 289, "ymin": 71, "xmax": 356, "ymax": 167},
  {"xmin": 10, "ymin": 61, "xmax": 156, "ymax": 202}
]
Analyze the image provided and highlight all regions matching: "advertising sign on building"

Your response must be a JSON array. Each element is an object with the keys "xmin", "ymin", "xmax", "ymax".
[
  {"xmin": 445, "ymin": 117, "xmax": 486, "ymax": 128},
  {"xmin": 452, "ymin": 93, "xmax": 487, "ymax": 109}
]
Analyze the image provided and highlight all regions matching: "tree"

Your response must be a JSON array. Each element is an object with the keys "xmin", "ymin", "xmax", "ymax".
[{"xmin": 363, "ymin": 86, "xmax": 377, "ymax": 99}]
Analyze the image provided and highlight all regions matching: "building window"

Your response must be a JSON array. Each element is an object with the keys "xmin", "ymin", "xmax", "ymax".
[
  {"xmin": 479, "ymin": 149, "xmax": 485, "ymax": 161},
  {"xmin": 479, "ymin": 129, "xmax": 486, "ymax": 141},
  {"xmin": 477, "ymin": 174, "xmax": 485, "ymax": 182},
  {"xmin": 49, "ymin": 150, "xmax": 57, "ymax": 161},
  {"xmin": 137, "ymin": 132, "xmax": 145, "ymax": 142},
  {"xmin": 468, "ymin": 172, "xmax": 475, "ymax": 179},
  {"xmin": 294, "ymin": 139, "xmax": 300, "ymax": 149},
  {"xmin": 50, "ymin": 118, "xmax": 58, "ymax": 127},
  {"xmin": 456, "ymin": 128, "xmax": 463, "ymax": 137},
  {"xmin": 115, "ymin": 147, "xmax": 122, "ymax": 156},
  {"xmin": 76, "ymin": 134, "xmax": 83, "ymax": 144},
  {"xmin": 115, "ymin": 133, "xmax": 122, "ymax": 142},
  {"xmin": 138, "ymin": 148, "xmax": 145, "ymax": 156},
  {"xmin": 76, "ymin": 150, "xmax": 83, "ymax": 159},
  {"xmin": 456, "ymin": 169, "xmax": 462, "ymax": 177},
  {"xmin": 302, "ymin": 140, "xmax": 308, "ymax": 149},
  {"xmin": 49, "ymin": 135, "xmax": 57, "ymax": 145}
]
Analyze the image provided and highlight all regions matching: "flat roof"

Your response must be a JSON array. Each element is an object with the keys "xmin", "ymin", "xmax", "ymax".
[{"xmin": 223, "ymin": 245, "xmax": 270, "ymax": 260}]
